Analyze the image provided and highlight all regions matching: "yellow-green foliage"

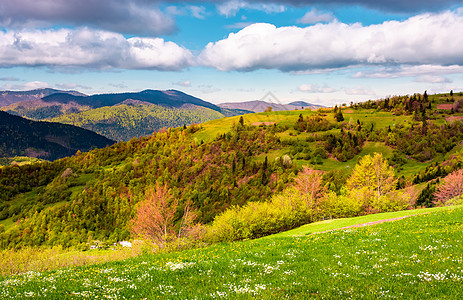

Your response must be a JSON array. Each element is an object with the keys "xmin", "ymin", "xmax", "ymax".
[
  {"xmin": 0, "ymin": 246, "xmax": 140, "ymax": 276},
  {"xmin": 205, "ymin": 187, "xmax": 311, "ymax": 243},
  {"xmin": 321, "ymin": 190, "xmax": 363, "ymax": 219},
  {"xmin": 371, "ymin": 190, "xmax": 411, "ymax": 212}
]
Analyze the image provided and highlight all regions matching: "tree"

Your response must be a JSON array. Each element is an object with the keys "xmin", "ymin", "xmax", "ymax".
[
  {"xmin": 293, "ymin": 166, "xmax": 326, "ymax": 209},
  {"xmin": 347, "ymin": 153, "xmax": 397, "ymax": 210},
  {"xmin": 336, "ymin": 111, "xmax": 344, "ymax": 122},
  {"xmin": 434, "ymin": 169, "xmax": 463, "ymax": 206},
  {"xmin": 131, "ymin": 183, "xmax": 199, "ymax": 247},
  {"xmin": 239, "ymin": 116, "xmax": 244, "ymax": 126}
]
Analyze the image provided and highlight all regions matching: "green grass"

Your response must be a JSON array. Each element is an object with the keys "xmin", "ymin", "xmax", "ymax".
[
  {"xmin": 1, "ymin": 205, "xmax": 463, "ymax": 299},
  {"xmin": 272, "ymin": 205, "xmax": 459, "ymax": 238}
]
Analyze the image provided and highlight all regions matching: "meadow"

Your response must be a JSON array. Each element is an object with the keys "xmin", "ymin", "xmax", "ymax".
[{"xmin": 1, "ymin": 205, "xmax": 462, "ymax": 299}]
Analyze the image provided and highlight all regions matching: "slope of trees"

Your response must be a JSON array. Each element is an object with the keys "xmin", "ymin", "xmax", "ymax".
[
  {"xmin": 51, "ymin": 104, "xmax": 225, "ymax": 141},
  {"xmin": 0, "ymin": 123, "xmax": 296, "ymax": 249},
  {"xmin": 0, "ymin": 111, "xmax": 115, "ymax": 160}
]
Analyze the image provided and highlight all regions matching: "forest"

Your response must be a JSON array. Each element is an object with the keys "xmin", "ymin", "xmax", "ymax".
[{"xmin": 0, "ymin": 91, "xmax": 462, "ymax": 251}]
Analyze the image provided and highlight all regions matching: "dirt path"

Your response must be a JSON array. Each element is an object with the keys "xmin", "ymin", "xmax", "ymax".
[{"xmin": 317, "ymin": 215, "xmax": 415, "ymax": 234}]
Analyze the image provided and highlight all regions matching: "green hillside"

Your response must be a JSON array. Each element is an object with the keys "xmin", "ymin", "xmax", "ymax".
[
  {"xmin": 0, "ymin": 91, "xmax": 462, "ymax": 251},
  {"xmin": 1, "ymin": 206, "xmax": 462, "ymax": 299},
  {"xmin": 50, "ymin": 103, "xmax": 225, "ymax": 141}
]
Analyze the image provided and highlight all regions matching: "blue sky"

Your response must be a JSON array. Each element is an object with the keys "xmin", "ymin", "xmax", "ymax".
[{"xmin": 1, "ymin": 0, "xmax": 463, "ymax": 106}]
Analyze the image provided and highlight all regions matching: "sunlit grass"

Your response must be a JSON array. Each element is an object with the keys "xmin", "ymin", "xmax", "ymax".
[{"xmin": 1, "ymin": 206, "xmax": 462, "ymax": 299}]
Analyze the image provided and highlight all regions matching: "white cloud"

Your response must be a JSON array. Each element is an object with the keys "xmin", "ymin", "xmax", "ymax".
[
  {"xmin": 298, "ymin": 9, "xmax": 336, "ymax": 24},
  {"xmin": 2, "ymin": 81, "xmax": 49, "ymax": 91},
  {"xmin": 190, "ymin": 6, "xmax": 207, "ymax": 19},
  {"xmin": 0, "ymin": 28, "xmax": 193, "ymax": 71},
  {"xmin": 217, "ymin": 0, "xmax": 285, "ymax": 17},
  {"xmin": 166, "ymin": 5, "xmax": 207, "ymax": 20},
  {"xmin": 173, "ymin": 80, "xmax": 192, "ymax": 87},
  {"xmin": 225, "ymin": 22, "xmax": 255, "ymax": 29},
  {"xmin": 345, "ymin": 87, "xmax": 376, "ymax": 95},
  {"xmin": 199, "ymin": 11, "xmax": 463, "ymax": 72},
  {"xmin": 353, "ymin": 65, "xmax": 463, "ymax": 78},
  {"xmin": 55, "ymin": 83, "xmax": 91, "ymax": 90},
  {"xmin": 299, "ymin": 84, "xmax": 337, "ymax": 93},
  {"xmin": 414, "ymin": 75, "xmax": 452, "ymax": 83}
]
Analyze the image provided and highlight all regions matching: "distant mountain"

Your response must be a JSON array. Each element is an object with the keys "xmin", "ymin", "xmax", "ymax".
[
  {"xmin": 218, "ymin": 100, "xmax": 324, "ymax": 113},
  {"xmin": 288, "ymin": 101, "xmax": 324, "ymax": 109},
  {"xmin": 1, "ymin": 89, "xmax": 250, "ymax": 141},
  {"xmin": 0, "ymin": 111, "xmax": 115, "ymax": 160},
  {"xmin": 40, "ymin": 89, "xmax": 221, "ymax": 111},
  {"xmin": 0, "ymin": 88, "xmax": 86, "ymax": 107}
]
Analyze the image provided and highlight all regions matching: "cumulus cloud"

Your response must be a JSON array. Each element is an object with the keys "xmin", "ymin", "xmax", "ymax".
[
  {"xmin": 299, "ymin": 84, "xmax": 337, "ymax": 93},
  {"xmin": 297, "ymin": 8, "xmax": 336, "ymax": 24},
  {"xmin": 199, "ymin": 11, "xmax": 463, "ymax": 72},
  {"xmin": 0, "ymin": 0, "xmax": 175, "ymax": 36},
  {"xmin": 0, "ymin": 28, "xmax": 193, "ymax": 71}
]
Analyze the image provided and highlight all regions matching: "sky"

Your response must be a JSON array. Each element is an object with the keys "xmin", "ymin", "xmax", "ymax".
[{"xmin": 1, "ymin": 0, "xmax": 463, "ymax": 106}]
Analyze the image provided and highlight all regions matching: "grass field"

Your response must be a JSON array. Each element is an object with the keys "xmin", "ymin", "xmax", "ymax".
[{"xmin": 1, "ymin": 205, "xmax": 462, "ymax": 299}]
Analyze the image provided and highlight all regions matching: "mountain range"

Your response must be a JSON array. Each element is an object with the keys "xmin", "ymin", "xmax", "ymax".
[
  {"xmin": 0, "ymin": 88, "xmax": 323, "ymax": 142},
  {"xmin": 0, "ymin": 89, "xmax": 248, "ymax": 141}
]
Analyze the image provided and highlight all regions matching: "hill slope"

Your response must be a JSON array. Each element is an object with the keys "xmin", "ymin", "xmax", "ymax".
[
  {"xmin": 0, "ymin": 111, "xmax": 115, "ymax": 160},
  {"xmin": 1, "ymin": 206, "xmax": 462, "ymax": 299}
]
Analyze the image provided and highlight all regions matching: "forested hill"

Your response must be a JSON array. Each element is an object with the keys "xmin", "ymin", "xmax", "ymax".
[
  {"xmin": 0, "ymin": 91, "xmax": 462, "ymax": 250},
  {"xmin": 0, "ymin": 111, "xmax": 115, "ymax": 160}
]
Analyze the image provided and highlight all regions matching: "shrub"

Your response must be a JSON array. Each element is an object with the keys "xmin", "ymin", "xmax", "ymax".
[
  {"xmin": 205, "ymin": 187, "xmax": 311, "ymax": 243},
  {"xmin": 320, "ymin": 190, "xmax": 363, "ymax": 219}
]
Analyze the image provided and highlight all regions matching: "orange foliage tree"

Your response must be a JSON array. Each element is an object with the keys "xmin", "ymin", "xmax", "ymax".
[
  {"xmin": 434, "ymin": 169, "xmax": 463, "ymax": 206},
  {"xmin": 131, "ymin": 182, "xmax": 200, "ymax": 247},
  {"xmin": 293, "ymin": 166, "xmax": 327, "ymax": 211}
]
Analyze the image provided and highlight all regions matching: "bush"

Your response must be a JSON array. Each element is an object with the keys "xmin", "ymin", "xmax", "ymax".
[
  {"xmin": 205, "ymin": 187, "xmax": 311, "ymax": 243},
  {"xmin": 371, "ymin": 190, "xmax": 411, "ymax": 213},
  {"xmin": 320, "ymin": 190, "xmax": 363, "ymax": 219}
]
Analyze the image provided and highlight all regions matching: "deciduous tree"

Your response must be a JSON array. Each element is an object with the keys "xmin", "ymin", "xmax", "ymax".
[
  {"xmin": 131, "ymin": 183, "xmax": 200, "ymax": 247},
  {"xmin": 434, "ymin": 169, "xmax": 463, "ymax": 206},
  {"xmin": 347, "ymin": 153, "xmax": 397, "ymax": 211}
]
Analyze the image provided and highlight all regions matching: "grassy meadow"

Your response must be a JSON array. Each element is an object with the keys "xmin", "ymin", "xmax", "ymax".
[{"xmin": 1, "ymin": 205, "xmax": 462, "ymax": 299}]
